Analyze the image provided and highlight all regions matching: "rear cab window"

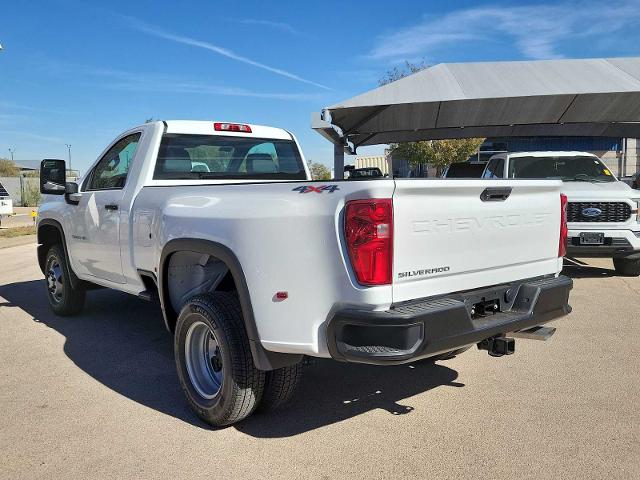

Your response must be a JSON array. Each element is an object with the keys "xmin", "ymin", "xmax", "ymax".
[{"xmin": 153, "ymin": 134, "xmax": 306, "ymax": 180}]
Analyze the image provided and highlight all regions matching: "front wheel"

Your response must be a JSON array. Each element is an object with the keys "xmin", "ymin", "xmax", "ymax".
[
  {"xmin": 174, "ymin": 292, "xmax": 265, "ymax": 427},
  {"xmin": 613, "ymin": 257, "xmax": 640, "ymax": 276},
  {"xmin": 45, "ymin": 244, "xmax": 86, "ymax": 316}
]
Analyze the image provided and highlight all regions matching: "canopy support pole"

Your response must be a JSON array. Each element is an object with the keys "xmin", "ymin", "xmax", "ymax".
[{"xmin": 333, "ymin": 143, "xmax": 344, "ymax": 180}]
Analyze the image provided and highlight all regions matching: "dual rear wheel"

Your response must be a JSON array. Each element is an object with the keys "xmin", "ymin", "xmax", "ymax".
[{"xmin": 174, "ymin": 292, "xmax": 302, "ymax": 427}]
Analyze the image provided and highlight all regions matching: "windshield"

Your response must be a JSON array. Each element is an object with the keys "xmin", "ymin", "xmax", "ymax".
[
  {"xmin": 154, "ymin": 134, "xmax": 306, "ymax": 180},
  {"xmin": 507, "ymin": 155, "xmax": 616, "ymax": 182}
]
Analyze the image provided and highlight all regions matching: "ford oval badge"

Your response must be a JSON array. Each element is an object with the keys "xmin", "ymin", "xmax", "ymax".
[{"xmin": 582, "ymin": 207, "xmax": 602, "ymax": 218}]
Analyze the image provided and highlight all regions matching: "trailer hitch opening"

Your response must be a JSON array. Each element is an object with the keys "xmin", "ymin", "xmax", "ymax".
[{"xmin": 477, "ymin": 336, "xmax": 515, "ymax": 357}]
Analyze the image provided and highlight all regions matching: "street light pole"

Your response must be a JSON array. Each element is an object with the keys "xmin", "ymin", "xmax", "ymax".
[
  {"xmin": 65, "ymin": 144, "xmax": 72, "ymax": 172},
  {"xmin": 8, "ymin": 148, "xmax": 14, "ymax": 162}
]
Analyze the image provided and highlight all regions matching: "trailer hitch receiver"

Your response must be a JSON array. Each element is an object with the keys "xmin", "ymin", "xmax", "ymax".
[{"xmin": 477, "ymin": 336, "xmax": 515, "ymax": 357}]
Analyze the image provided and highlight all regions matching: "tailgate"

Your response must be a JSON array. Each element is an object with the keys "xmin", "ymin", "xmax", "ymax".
[{"xmin": 392, "ymin": 179, "xmax": 563, "ymax": 303}]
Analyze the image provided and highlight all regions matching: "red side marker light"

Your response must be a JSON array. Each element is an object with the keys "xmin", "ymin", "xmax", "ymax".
[{"xmin": 275, "ymin": 291, "xmax": 288, "ymax": 300}]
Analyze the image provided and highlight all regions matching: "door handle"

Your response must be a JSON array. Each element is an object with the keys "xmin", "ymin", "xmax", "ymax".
[
  {"xmin": 104, "ymin": 204, "xmax": 119, "ymax": 211},
  {"xmin": 480, "ymin": 187, "xmax": 512, "ymax": 202}
]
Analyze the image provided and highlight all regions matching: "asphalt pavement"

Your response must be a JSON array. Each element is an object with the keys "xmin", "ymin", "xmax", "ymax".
[{"xmin": 1, "ymin": 243, "xmax": 638, "ymax": 479}]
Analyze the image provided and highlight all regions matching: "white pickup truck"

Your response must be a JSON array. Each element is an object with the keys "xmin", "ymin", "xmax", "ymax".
[
  {"xmin": 483, "ymin": 151, "xmax": 640, "ymax": 275},
  {"xmin": 37, "ymin": 120, "xmax": 572, "ymax": 426}
]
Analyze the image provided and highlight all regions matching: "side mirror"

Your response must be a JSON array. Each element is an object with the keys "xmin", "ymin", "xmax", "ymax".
[
  {"xmin": 40, "ymin": 159, "xmax": 67, "ymax": 195},
  {"xmin": 65, "ymin": 182, "xmax": 81, "ymax": 205}
]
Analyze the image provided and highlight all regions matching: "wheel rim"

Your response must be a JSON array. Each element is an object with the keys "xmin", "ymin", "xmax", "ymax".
[
  {"xmin": 184, "ymin": 320, "xmax": 224, "ymax": 399},
  {"xmin": 46, "ymin": 258, "xmax": 64, "ymax": 304}
]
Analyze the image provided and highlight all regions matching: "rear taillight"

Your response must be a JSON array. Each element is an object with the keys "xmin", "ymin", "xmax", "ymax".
[
  {"xmin": 559, "ymin": 193, "xmax": 568, "ymax": 257},
  {"xmin": 345, "ymin": 199, "xmax": 393, "ymax": 285},
  {"xmin": 214, "ymin": 122, "xmax": 252, "ymax": 133}
]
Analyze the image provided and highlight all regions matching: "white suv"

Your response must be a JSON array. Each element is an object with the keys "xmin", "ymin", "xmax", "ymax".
[{"xmin": 483, "ymin": 151, "xmax": 640, "ymax": 275}]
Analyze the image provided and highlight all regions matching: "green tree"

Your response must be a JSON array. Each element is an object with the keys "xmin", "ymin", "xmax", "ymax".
[
  {"xmin": 0, "ymin": 158, "xmax": 20, "ymax": 176},
  {"xmin": 380, "ymin": 62, "xmax": 485, "ymax": 176},
  {"xmin": 391, "ymin": 138, "xmax": 485, "ymax": 175},
  {"xmin": 308, "ymin": 161, "xmax": 331, "ymax": 180},
  {"xmin": 378, "ymin": 60, "xmax": 428, "ymax": 86},
  {"xmin": 22, "ymin": 180, "xmax": 41, "ymax": 207}
]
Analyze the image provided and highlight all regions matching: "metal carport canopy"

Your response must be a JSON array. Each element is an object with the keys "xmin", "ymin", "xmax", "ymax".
[{"xmin": 312, "ymin": 57, "xmax": 640, "ymax": 153}]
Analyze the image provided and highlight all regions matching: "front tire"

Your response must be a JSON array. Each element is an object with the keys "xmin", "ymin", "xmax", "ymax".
[
  {"xmin": 174, "ymin": 292, "xmax": 264, "ymax": 427},
  {"xmin": 45, "ymin": 244, "xmax": 86, "ymax": 316},
  {"xmin": 613, "ymin": 257, "xmax": 640, "ymax": 276}
]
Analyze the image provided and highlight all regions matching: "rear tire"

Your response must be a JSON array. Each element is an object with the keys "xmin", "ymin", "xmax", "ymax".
[
  {"xmin": 613, "ymin": 257, "xmax": 640, "ymax": 276},
  {"xmin": 174, "ymin": 292, "xmax": 265, "ymax": 427},
  {"xmin": 258, "ymin": 362, "xmax": 303, "ymax": 412},
  {"xmin": 44, "ymin": 244, "xmax": 86, "ymax": 316}
]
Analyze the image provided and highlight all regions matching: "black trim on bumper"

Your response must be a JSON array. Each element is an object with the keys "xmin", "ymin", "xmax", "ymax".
[
  {"xmin": 326, "ymin": 275, "xmax": 573, "ymax": 365},
  {"xmin": 566, "ymin": 236, "xmax": 636, "ymax": 258},
  {"xmin": 566, "ymin": 246, "xmax": 636, "ymax": 258}
]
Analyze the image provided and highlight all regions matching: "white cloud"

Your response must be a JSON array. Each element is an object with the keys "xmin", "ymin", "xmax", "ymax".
[
  {"xmin": 79, "ymin": 67, "xmax": 323, "ymax": 101},
  {"xmin": 368, "ymin": 1, "xmax": 640, "ymax": 61},
  {"xmin": 0, "ymin": 101, "xmax": 76, "ymax": 115},
  {"xmin": 121, "ymin": 15, "xmax": 330, "ymax": 90},
  {"xmin": 0, "ymin": 130, "xmax": 63, "ymax": 143},
  {"xmin": 236, "ymin": 18, "xmax": 306, "ymax": 37}
]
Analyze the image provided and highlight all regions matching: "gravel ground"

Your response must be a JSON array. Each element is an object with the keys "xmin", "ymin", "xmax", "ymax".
[{"xmin": 0, "ymin": 244, "xmax": 638, "ymax": 480}]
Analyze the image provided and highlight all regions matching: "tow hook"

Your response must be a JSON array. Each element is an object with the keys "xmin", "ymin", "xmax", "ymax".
[{"xmin": 477, "ymin": 336, "xmax": 515, "ymax": 357}]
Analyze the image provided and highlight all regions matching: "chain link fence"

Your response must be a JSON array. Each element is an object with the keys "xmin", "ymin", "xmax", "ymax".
[{"xmin": 0, "ymin": 176, "xmax": 41, "ymax": 207}]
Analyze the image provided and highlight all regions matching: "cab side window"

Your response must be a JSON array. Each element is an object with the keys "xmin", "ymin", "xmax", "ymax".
[
  {"xmin": 483, "ymin": 158, "xmax": 505, "ymax": 179},
  {"xmin": 87, "ymin": 133, "xmax": 141, "ymax": 190}
]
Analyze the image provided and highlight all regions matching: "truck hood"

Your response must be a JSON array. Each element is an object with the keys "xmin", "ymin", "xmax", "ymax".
[{"xmin": 561, "ymin": 180, "xmax": 638, "ymax": 201}]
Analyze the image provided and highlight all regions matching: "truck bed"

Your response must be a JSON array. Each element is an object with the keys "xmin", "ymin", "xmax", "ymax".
[{"xmin": 132, "ymin": 177, "xmax": 564, "ymax": 356}]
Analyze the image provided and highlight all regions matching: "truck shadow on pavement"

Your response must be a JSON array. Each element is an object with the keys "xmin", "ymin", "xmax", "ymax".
[
  {"xmin": 562, "ymin": 259, "xmax": 616, "ymax": 279},
  {"xmin": 237, "ymin": 359, "xmax": 463, "ymax": 438},
  {"xmin": 0, "ymin": 280, "xmax": 463, "ymax": 436}
]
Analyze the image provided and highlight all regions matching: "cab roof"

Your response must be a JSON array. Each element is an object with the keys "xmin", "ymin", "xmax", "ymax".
[
  {"xmin": 493, "ymin": 151, "xmax": 600, "ymax": 159},
  {"xmin": 161, "ymin": 120, "xmax": 293, "ymax": 140}
]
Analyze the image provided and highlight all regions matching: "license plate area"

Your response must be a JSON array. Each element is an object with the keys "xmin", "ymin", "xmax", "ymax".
[
  {"xmin": 579, "ymin": 232, "xmax": 605, "ymax": 245},
  {"xmin": 470, "ymin": 298, "xmax": 501, "ymax": 318}
]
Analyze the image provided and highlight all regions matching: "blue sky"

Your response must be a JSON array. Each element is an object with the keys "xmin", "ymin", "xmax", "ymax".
[{"xmin": 2, "ymin": 0, "xmax": 640, "ymax": 173}]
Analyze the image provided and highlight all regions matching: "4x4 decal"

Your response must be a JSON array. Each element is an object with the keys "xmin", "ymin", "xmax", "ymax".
[{"xmin": 292, "ymin": 185, "xmax": 340, "ymax": 194}]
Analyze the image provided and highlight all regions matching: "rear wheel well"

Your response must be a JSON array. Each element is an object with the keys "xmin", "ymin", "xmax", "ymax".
[
  {"xmin": 159, "ymin": 239, "xmax": 303, "ymax": 370},
  {"xmin": 162, "ymin": 250, "xmax": 238, "ymax": 332}
]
